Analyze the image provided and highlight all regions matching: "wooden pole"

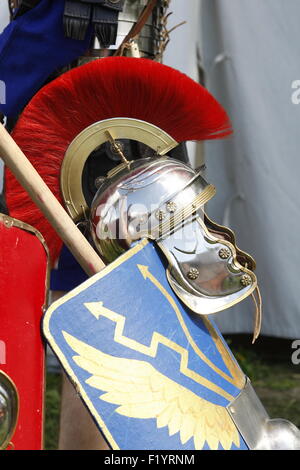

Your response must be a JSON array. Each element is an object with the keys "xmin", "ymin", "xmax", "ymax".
[{"xmin": 0, "ymin": 124, "xmax": 105, "ymax": 277}]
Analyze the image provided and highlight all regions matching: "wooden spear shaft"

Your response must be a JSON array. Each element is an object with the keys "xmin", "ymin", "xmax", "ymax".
[{"xmin": 0, "ymin": 124, "xmax": 105, "ymax": 277}]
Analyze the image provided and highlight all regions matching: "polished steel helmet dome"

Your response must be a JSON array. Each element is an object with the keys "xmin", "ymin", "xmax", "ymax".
[{"xmin": 90, "ymin": 156, "xmax": 213, "ymax": 263}]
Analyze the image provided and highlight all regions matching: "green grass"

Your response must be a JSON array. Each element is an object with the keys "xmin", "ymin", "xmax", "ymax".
[
  {"xmin": 45, "ymin": 372, "xmax": 62, "ymax": 450},
  {"xmin": 227, "ymin": 337, "xmax": 300, "ymax": 428},
  {"xmin": 44, "ymin": 337, "xmax": 300, "ymax": 449}
]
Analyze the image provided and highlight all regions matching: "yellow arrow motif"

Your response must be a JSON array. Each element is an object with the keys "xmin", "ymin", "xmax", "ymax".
[
  {"xmin": 137, "ymin": 264, "xmax": 245, "ymax": 389},
  {"xmin": 84, "ymin": 301, "xmax": 235, "ymax": 402}
]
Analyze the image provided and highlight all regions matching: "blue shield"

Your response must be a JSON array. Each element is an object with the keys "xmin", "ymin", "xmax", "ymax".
[{"xmin": 43, "ymin": 240, "xmax": 248, "ymax": 450}]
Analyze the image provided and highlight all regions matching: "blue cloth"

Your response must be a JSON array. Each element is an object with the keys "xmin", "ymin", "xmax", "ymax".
[
  {"xmin": 0, "ymin": 0, "xmax": 93, "ymax": 117},
  {"xmin": 50, "ymin": 245, "xmax": 88, "ymax": 292}
]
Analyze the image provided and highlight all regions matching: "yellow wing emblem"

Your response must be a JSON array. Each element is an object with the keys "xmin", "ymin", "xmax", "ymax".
[{"xmin": 63, "ymin": 331, "xmax": 240, "ymax": 450}]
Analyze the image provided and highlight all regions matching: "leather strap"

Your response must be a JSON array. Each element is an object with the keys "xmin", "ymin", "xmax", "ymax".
[
  {"xmin": 114, "ymin": 0, "xmax": 158, "ymax": 56},
  {"xmin": 93, "ymin": 3, "xmax": 124, "ymax": 47},
  {"xmin": 82, "ymin": 0, "xmax": 125, "ymax": 11},
  {"xmin": 63, "ymin": 0, "xmax": 125, "ymax": 46},
  {"xmin": 64, "ymin": 0, "xmax": 92, "ymax": 41}
]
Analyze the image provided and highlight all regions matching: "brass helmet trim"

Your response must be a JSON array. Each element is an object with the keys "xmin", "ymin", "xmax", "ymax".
[
  {"xmin": 0, "ymin": 371, "xmax": 19, "ymax": 450},
  {"xmin": 61, "ymin": 118, "xmax": 179, "ymax": 222}
]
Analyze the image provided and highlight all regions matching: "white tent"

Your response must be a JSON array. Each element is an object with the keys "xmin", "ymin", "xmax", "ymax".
[
  {"xmin": 0, "ymin": 3, "xmax": 9, "ymax": 31},
  {"xmin": 199, "ymin": 0, "xmax": 300, "ymax": 338}
]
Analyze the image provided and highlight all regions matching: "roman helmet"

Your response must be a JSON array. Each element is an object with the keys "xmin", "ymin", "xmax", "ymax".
[
  {"xmin": 90, "ymin": 155, "xmax": 260, "ymax": 330},
  {"xmin": 5, "ymin": 54, "xmax": 300, "ymax": 451},
  {"xmin": 5, "ymin": 56, "xmax": 261, "ymax": 340}
]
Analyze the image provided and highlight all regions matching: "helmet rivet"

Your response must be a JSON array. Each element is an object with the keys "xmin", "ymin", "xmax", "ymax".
[
  {"xmin": 187, "ymin": 268, "xmax": 200, "ymax": 280},
  {"xmin": 241, "ymin": 274, "xmax": 252, "ymax": 287},
  {"xmin": 155, "ymin": 210, "xmax": 166, "ymax": 221},
  {"xmin": 166, "ymin": 201, "xmax": 177, "ymax": 213},
  {"xmin": 139, "ymin": 215, "xmax": 147, "ymax": 224},
  {"xmin": 219, "ymin": 248, "xmax": 231, "ymax": 260}
]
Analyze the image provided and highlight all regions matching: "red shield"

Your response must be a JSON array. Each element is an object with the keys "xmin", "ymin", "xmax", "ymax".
[{"xmin": 0, "ymin": 214, "xmax": 48, "ymax": 450}]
